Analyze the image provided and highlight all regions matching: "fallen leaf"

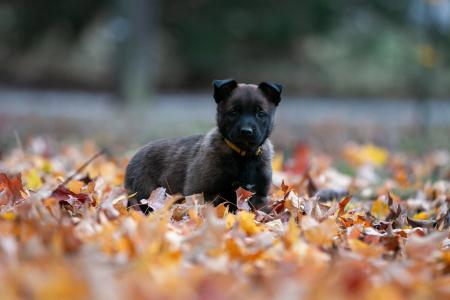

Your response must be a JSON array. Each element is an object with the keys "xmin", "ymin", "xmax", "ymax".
[
  {"xmin": 238, "ymin": 211, "xmax": 260, "ymax": 235},
  {"xmin": 371, "ymin": 197, "xmax": 390, "ymax": 220},
  {"xmin": 147, "ymin": 187, "xmax": 167, "ymax": 211},
  {"xmin": 236, "ymin": 187, "xmax": 254, "ymax": 211},
  {"xmin": 24, "ymin": 169, "xmax": 43, "ymax": 190},
  {"xmin": 67, "ymin": 180, "xmax": 84, "ymax": 194},
  {"xmin": 0, "ymin": 173, "xmax": 27, "ymax": 206}
]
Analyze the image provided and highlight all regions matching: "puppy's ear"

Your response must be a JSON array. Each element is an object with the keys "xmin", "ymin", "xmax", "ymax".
[
  {"xmin": 258, "ymin": 82, "xmax": 283, "ymax": 106},
  {"xmin": 213, "ymin": 79, "xmax": 237, "ymax": 103}
]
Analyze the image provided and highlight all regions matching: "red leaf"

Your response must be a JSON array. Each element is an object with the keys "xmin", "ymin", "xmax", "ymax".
[
  {"xmin": 0, "ymin": 173, "xmax": 27, "ymax": 206},
  {"xmin": 52, "ymin": 185, "xmax": 90, "ymax": 204},
  {"xmin": 287, "ymin": 143, "xmax": 310, "ymax": 174},
  {"xmin": 272, "ymin": 201, "xmax": 285, "ymax": 214}
]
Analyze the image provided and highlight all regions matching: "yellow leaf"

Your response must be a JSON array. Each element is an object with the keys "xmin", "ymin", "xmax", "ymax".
[
  {"xmin": 371, "ymin": 198, "xmax": 390, "ymax": 220},
  {"xmin": 284, "ymin": 217, "xmax": 300, "ymax": 249},
  {"xmin": 359, "ymin": 144, "xmax": 388, "ymax": 166},
  {"xmin": 67, "ymin": 180, "xmax": 84, "ymax": 194},
  {"xmin": 226, "ymin": 214, "xmax": 236, "ymax": 229},
  {"xmin": 348, "ymin": 239, "xmax": 384, "ymax": 258},
  {"xmin": 41, "ymin": 159, "xmax": 53, "ymax": 174},
  {"xmin": 24, "ymin": 168, "xmax": 43, "ymax": 190},
  {"xmin": 413, "ymin": 211, "xmax": 430, "ymax": 220},
  {"xmin": 225, "ymin": 238, "xmax": 264, "ymax": 261},
  {"xmin": 366, "ymin": 284, "xmax": 403, "ymax": 300},
  {"xmin": 272, "ymin": 152, "xmax": 284, "ymax": 172},
  {"xmin": 1, "ymin": 211, "xmax": 16, "ymax": 221},
  {"xmin": 238, "ymin": 211, "xmax": 260, "ymax": 235}
]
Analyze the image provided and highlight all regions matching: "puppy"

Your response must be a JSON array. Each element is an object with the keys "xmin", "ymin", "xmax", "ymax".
[{"xmin": 125, "ymin": 79, "xmax": 282, "ymax": 213}]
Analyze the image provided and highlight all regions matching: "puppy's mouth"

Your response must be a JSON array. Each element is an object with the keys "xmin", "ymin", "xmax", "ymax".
[{"xmin": 231, "ymin": 135, "xmax": 260, "ymax": 150}]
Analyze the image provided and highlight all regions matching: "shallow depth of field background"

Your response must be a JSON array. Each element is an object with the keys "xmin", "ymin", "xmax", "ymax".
[{"xmin": 1, "ymin": 0, "xmax": 450, "ymax": 154}]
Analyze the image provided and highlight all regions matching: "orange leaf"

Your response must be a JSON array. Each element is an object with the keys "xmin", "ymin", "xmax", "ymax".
[
  {"xmin": 338, "ymin": 196, "xmax": 352, "ymax": 216},
  {"xmin": 67, "ymin": 180, "xmax": 84, "ymax": 194}
]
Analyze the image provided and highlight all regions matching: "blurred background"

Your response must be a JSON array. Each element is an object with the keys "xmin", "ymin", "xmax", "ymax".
[{"xmin": 1, "ymin": 0, "xmax": 450, "ymax": 155}]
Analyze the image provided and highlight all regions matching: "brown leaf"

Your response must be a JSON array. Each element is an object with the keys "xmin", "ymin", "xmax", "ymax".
[
  {"xmin": 306, "ymin": 173, "xmax": 318, "ymax": 197},
  {"xmin": 380, "ymin": 235, "xmax": 400, "ymax": 252}
]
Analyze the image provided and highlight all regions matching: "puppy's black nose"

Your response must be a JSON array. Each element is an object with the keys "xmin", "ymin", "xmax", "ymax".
[{"xmin": 240, "ymin": 127, "xmax": 253, "ymax": 136}]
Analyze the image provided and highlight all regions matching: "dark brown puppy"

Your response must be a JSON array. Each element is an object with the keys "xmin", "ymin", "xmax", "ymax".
[{"xmin": 125, "ymin": 79, "xmax": 282, "ymax": 213}]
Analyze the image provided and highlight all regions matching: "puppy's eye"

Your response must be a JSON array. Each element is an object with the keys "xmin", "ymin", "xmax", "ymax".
[
  {"xmin": 256, "ymin": 111, "xmax": 266, "ymax": 118},
  {"xmin": 229, "ymin": 110, "xmax": 239, "ymax": 117}
]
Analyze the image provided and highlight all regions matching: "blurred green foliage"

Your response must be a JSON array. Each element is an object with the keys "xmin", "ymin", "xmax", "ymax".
[
  {"xmin": 9, "ymin": 0, "xmax": 108, "ymax": 48},
  {"xmin": 0, "ymin": 0, "xmax": 449, "ymax": 96}
]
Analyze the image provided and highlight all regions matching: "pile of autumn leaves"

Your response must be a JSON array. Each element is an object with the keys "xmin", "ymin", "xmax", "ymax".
[{"xmin": 0, "ymin": 139, "xmax": 449, "ymax": 300}]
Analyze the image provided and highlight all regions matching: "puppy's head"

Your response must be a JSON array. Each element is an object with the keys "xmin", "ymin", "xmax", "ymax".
[{"xmin": 213, "ymin": 79, "xmax": 282, "ymax": 151}]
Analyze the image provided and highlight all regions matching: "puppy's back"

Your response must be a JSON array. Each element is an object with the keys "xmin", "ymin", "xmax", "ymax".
[{"xmin": 125, "ymin": 135, "xmax": 204, "ymax": 201}]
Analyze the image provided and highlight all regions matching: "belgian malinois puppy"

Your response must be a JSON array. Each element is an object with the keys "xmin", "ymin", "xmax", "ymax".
[{"xmin": 125, "ymin": 79, "xmax": 282, "ymax": 213}]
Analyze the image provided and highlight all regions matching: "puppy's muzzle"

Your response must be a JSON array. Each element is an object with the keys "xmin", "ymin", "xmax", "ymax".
[{"xmin": 240, "ymin": 127, "xmax": 253, "ymax": 137}]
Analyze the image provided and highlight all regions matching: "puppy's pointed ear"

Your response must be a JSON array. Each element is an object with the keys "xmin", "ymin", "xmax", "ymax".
[
  {"xmin": 258, "ymin": 82, "xmax": 283, "ymax": 106},
  {"xmin": 213, "ymin": 79, "xmax": 237, "ymax": 103}
]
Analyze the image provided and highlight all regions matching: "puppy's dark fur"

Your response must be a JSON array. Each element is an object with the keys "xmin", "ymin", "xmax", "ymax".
[{"xmin": 125, "ymin": 79, "xmax": 282, "ymax": 213}]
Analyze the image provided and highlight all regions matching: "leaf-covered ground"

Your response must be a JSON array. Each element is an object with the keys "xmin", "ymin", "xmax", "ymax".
[{"xmin": 0, "ymin": 138, "xmax": 449, "ymax": 300}]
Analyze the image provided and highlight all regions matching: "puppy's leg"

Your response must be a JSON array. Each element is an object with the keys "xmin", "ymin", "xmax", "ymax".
[
  {"xmin": 249, "ymin": 169, "xmax": 272, "ymax": 210},
  {"xmin": 127, "ymin": 190, "xmax": 154, "ymax": 214},
  {"xmin": 204, "ymin": 190, "xmax": 237, "ymax": 212},
  {"xmin": 125, "ymin": 175, "xmax": 156, "ymax": 214}
]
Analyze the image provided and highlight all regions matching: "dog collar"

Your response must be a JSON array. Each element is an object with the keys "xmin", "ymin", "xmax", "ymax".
[{"xmin": 224, "ymin": 138, "xmax": 262, "ymax": 157}]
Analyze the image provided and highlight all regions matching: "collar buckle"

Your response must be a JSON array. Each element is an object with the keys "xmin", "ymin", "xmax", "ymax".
[{"xmin": 224, "ymin": 138, "xmax": 262, "ymax": 157}]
